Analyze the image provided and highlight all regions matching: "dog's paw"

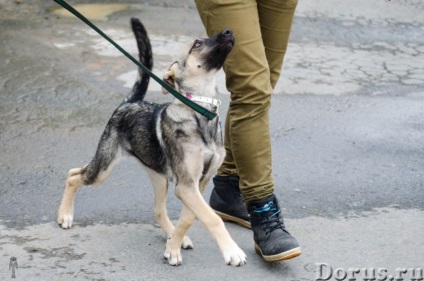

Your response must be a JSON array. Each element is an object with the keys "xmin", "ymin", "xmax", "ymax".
[
  {"xmin": 163, "ymin": 247, "xmax": 183, "ymax": 266},
  {"xmin": 181, "ymin": 235, "xmax": 193, "ymax": 249},
  {"xmin": 57, "ymin": 208, "xmax": 73, "ymax": 229},
  {"xmin": 223, "ymin": 245, "xmax": 247, "ymax": 267}
]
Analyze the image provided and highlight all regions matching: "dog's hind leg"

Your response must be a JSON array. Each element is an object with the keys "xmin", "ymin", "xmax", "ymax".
[
  {"xmin": 57, "ymin": 127, "xmax": 121, "ymax": 229},
  {"xmin": 57, "ymin": 167, "xmax": 86, "ymax": 229},
  {"xmin": 146, "ymin": 168, "xmax": 193, "ymax": 250}
]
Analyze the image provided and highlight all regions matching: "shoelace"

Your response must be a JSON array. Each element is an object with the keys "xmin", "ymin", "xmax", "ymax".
[
  {"xmin": 254, "ymin": 202, "xmax": 287, "ymax": 235},
  {"xmin": 263, "ymin": 210, "xmax": 286, "ymax": 235}
]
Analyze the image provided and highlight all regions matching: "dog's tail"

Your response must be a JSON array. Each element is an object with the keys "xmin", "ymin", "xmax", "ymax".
[{"xmin": 126, "ymin": 18, "xmax": 153, "ymax": 103}]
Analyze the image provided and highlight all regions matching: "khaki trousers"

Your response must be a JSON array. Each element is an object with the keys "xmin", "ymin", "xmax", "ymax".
[{"xmin": 195, "ymin": 0, "xmax": 297, "ymax": 204}]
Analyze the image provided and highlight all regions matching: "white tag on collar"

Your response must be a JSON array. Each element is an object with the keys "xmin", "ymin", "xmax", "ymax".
[{"xmin": 185, "ymin": 93, "xmax": 221, "ymax": 111}]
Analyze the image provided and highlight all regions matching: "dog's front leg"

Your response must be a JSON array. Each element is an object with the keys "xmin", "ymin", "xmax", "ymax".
[
  {"xmin": 163, "ymin": 205, "xmax": 196, "ymax": 266},
  {"xmin": 146, "ymin": 168, "xmax": 194, "ymax": 250},
  {"xmin": 174, "ymin": 184, "xmax": 247, "ymax": 266}
]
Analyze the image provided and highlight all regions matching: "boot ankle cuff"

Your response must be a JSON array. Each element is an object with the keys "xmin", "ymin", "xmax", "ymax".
[
  {"xmin": 213, "ymin": 175, "xmax": 240, "ymax": 189},
  {"xmin": 247, "ymin": 194, "xmax": 277, "ymax": 209}
]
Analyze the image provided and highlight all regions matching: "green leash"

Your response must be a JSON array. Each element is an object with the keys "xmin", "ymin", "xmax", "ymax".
[{"xmin": 52, "ymin": 0, "xmax": 216, "ymax": 120}]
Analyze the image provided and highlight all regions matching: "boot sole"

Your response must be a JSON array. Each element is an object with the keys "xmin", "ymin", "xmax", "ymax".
[
  {"xmin": 214, "ymin": 210, "xmax": 251, "ymax": 229},
  {"xmin": 255, "ymin": 244, "xmax": 302, "ymax": 262}
]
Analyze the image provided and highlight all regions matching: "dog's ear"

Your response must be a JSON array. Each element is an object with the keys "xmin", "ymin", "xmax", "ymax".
[{"xmin": 162, "ymin": 61, "xmax": 179, "ymax": 94}]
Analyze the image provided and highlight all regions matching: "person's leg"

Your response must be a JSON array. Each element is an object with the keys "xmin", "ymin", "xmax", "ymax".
[
  {"xmin": 258, "ymin": 0, "xmax": 298, "ymax": 88},
  {"xmin": 246, "ymin": 0, "xmax": 300, "ymax": 262},
  {"xmin": 195, "ymin": 0, "xmax": 274, "ymax": 205},
  {"xmin": 195, "ymin": 0, "xmax": 301, "ymax": 262},
  {"xmin": 217, "ymin": 111, "xmax": 238, "ymax": 176}
]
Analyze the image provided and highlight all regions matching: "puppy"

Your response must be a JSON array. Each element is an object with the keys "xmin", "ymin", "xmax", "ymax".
[{"xmin": 57, "ymin": 18, "xmax": 246, "ymax": 266}]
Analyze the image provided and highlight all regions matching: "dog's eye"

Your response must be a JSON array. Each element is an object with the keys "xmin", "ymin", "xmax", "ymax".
[{"xmin": 193, "ymin": 40, "xmax": 202, "ymax": 48}]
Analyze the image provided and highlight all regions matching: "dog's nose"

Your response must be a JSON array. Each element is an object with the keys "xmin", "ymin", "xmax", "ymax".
[{"xmin": 222, "ymin": 29, "xmax": 233, "ymax": 36}]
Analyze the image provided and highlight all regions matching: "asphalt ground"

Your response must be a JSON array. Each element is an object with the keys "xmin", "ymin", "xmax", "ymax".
[{"xmin": 0, "ymin": 0, "xmax": 423, "ymax": 280}]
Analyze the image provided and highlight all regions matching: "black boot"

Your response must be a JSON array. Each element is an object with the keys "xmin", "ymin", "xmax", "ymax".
[
  {"xmin": 209, "ymin": 175, "xmax": 251, "ymax": 229},
  {"xmin": 248, "ymin": 194, "xmax": 301, "ymax": 262}
]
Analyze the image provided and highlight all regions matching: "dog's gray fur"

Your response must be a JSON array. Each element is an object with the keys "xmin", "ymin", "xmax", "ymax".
[{"xmin": 57, "ymin": 18, "xmax": 246, "ymax": 266}]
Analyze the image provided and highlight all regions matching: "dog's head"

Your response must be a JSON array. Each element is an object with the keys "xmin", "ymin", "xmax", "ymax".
[{"xmin": 162, "ymin": 29, "xmax": 235, "ymax": 96}]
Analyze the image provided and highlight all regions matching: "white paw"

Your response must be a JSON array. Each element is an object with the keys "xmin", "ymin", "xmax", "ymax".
[
  {"xmin": 181, "ymin": 235, "xmax": 193, "ymax": 249},
  {"xmin": 223, "ymin": 245, "xmax": 247, "ymax": 267},
  {"xmin": 57, "ymin": 208, "xmax": 73, "ymax": 229},
  {"xmin": 164, "ymin": 247, "xmax": 183, "ymax": 266}
]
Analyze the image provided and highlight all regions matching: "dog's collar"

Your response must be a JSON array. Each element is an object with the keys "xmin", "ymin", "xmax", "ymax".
[{"xmin": 184, "ymin": 93, "xmax": 221, "ymax": 112}]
